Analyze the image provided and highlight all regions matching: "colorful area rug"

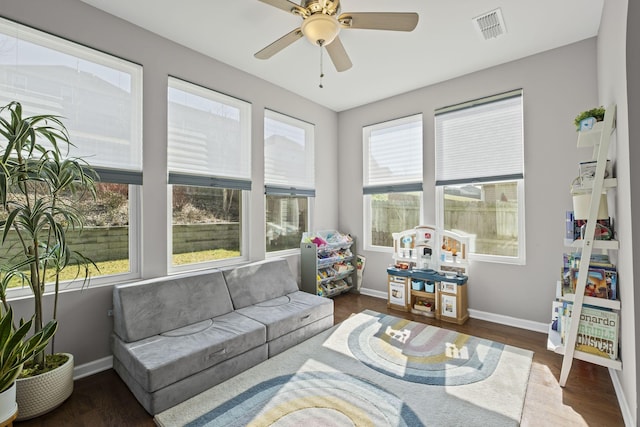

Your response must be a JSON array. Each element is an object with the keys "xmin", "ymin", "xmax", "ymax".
[{"xmin": 155, "ymin": 310, "xmax": 533, "ymax": 426}]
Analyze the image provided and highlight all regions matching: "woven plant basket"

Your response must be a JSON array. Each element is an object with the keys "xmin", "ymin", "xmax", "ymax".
[{"xmin": 15, "ymin": 353, "xmax": 74, "ymax": 421}]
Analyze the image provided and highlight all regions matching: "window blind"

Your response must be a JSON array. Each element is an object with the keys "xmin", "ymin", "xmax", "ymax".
[
  {"xmin": 168, "ymin": 77, "xmax": 251, "ymax": 184},
  {"xmin": 0, "ymin": 17, "xmax": 143, "ymax": 174},
  {"xmin": 435, "ymin": 91, "xmax": 523, "ymax": 185},
  {"xmin": 363, "ymin": 114, "xmax": 423, "ymax": 193},
  {"xmin": 93, "ymin": 168, "xmax": 143, "ymax": 185},
  {"xmin": 264, "ymin": 110, "xmax": 315, "ymax": 196}
]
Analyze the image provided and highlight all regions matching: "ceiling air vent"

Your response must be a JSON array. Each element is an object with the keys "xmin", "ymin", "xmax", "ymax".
[{"xmin": 473, "ymin": 8, "xmax": 506, "ymax": 40}]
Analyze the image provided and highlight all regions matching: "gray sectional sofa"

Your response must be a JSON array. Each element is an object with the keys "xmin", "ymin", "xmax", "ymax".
[{"xmin": 111, "ymin": 258, "xmax": 334, "ymax": 415}]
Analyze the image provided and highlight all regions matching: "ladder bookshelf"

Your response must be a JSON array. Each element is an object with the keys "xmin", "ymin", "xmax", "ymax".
[{"xmin": 547, "ymin": 104, "xmax": 621, "ymax": 386}]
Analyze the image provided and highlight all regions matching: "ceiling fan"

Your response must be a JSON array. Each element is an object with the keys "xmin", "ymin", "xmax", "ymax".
[{"xmin": 255, "ymin": 0, "xmax": 419, "ymax": 72}]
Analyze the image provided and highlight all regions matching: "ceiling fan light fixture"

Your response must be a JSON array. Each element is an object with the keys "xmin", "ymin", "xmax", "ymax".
[{"xmin": 301, "ymin": 13, "xmax": 340, "ymax": 46}]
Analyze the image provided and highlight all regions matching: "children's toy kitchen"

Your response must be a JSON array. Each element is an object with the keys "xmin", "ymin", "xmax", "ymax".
[{"xmin": 387, "ymin": 225, "xmax": 471, "ymax": 324}]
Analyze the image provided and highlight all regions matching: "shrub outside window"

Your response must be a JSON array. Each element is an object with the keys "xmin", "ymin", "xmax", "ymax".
[{"xmin": 171, "ymin": 185, "xmax": 243, "ymax": 265}]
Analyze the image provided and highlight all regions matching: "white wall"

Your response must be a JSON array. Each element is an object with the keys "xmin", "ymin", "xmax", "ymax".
[
  {"xmin": 338, "ymin": 39, "xmax": 599, "ymax": 324},
  {"xmin": 0, "ymin": 0, "xmax": 339, "ymax": 365}
]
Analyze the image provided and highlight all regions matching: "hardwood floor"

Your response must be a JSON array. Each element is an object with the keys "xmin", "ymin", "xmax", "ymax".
[{"xmin": 17, "ymin": 293, "xmax": 624, "ymax": 426}]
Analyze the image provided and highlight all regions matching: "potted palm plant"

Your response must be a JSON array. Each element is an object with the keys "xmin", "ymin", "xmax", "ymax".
[{"xmin": 0, "ymin": 101, "xmax": 97, "ymax": 420}]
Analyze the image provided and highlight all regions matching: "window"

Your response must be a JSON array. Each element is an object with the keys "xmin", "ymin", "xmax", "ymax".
[
  {"xmin": 0, "ymin": 17, "xmax": 143, "ymax": 286},
  {"xmin": 264, "ymin": 110, "xmax": 314, "ymax": 252},
  {"xmin": 168, "ymin": 77, "xmax": 251, "ymax": 269},
  {"xmin": 435, "ymin": 90, "xmax": 525, "ymax": 263},
  {"xmin": 363, "ymin": 114, "xmax": 423, "ymax": 250}
]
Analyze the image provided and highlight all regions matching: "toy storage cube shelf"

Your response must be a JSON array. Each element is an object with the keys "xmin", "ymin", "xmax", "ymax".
[{"xmin": 300, "ymin": 231, "xmax": 356, "ymax": 298}]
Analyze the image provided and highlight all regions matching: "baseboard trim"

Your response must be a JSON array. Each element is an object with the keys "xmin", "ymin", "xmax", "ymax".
[
  {"xmin": 359, "ymin": 288, "xmax": 548, "ymax": 333},
  {"xmin": 609, "ymin": 368, "xmax": 634, "ymax": 427},
  {"xmin": 467, "ymin": 308, "xmax": 548, "ymax": 333},
  {"xmin": 74, "ymin": 355, "xmax": 113, "ymax": 380},
  {"xmin": 358, "ymin": 288, "xmax": 387, "ymax": 299}
]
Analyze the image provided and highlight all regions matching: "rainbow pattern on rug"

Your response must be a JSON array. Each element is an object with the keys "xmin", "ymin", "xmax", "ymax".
[
  {"xmin": 185, "ymin": 372, "xmax": 420, "ymax": 427},
  {"xmin": 348, "ymin": 311, "xmax": 504, "ymax": 385}
]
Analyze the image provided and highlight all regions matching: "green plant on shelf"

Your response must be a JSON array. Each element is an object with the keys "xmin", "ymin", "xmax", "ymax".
[{"xmin": 574, "ymin": 106, "xmax": 606, "ymax": 130}]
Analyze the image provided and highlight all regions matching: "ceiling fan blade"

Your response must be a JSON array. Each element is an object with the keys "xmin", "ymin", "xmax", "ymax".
[
  {"xmin": 326, "ymin": 36, "xmax": 352, "ymax": 72},
  {"xmin": 255, "ymin": 28, "xmax": 303, "ymax": 59},
  {"xmin": 258, "ymin": 0, "xmax": 306, "ymax": 16},
  {"xmin": 338, "ymin": 12, "xmax": 419, "ymax": 31}
]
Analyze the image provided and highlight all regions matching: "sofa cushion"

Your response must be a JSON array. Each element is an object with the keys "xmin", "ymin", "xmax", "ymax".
[
  {"xmin": 112, "ymin": 311, "xmax": 266, "ymax": 392},
  {"xmin": 113, "ymin": 345, "xmax": 268, "ymax": 415},
  {"xmin": 267, "ymin": 314, "xmax": 334, "ymax": 357},
  {"xmin": 235, "ymin": 290, "xmax": 333, "ymax": 342},
  {"xmin": 113, "ymin": 270, "xmax": 233, "ymax": 342},
  {"xmin": 224, "ymin": 258, "xmax": 299, "ymax": 309}
]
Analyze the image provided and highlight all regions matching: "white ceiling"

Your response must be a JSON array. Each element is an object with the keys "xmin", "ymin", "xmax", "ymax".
[{"xmin": 79, "ymin": 0, "xmax": 604, "ymax": 112}]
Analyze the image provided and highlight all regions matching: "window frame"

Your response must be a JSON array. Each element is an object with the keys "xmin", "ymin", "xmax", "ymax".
[
  {"xmin": 264, "ymin": 109, "xmax": 315, "ymax": 255},
  {"xmin": 362, "ymin": 114, "xmax": 424, "ymax": 252},
  {"xmin": 167, "ymin": 77, "xmax": 252, "ymax": 271},
  {"xmin": 434, "ymin": 90, "xmax": 525, "ymax": 264},
  {"xmin": 0, "ymin": 17, "xmax": 143, "ymax": 295}
]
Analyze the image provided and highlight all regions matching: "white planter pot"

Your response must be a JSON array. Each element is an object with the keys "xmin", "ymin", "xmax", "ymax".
[
  {"xmin": 0, "ymin": 382, "xmax": 17, "ymax": 424},
  {"xmin": 572, "ymin": 193, "xmax": 609, "ymax": 220},
  {"xmin": 16, "ymin": 353, "xmax": 74, "ymax": 421}
]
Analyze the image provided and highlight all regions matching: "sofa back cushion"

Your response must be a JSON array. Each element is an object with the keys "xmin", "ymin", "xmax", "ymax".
[
  {"xmin": 113, "ymin": 270, "xmax": 233, "ymax": 342},
  {"xmin": 224, "ymin": 259, "xmax": 299, "ymax": 309}
]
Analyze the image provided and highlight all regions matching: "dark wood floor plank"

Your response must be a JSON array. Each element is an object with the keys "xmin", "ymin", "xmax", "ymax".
[{"xmin": 16, "ymin": 293, "xmax": 623, "ymax": 426}]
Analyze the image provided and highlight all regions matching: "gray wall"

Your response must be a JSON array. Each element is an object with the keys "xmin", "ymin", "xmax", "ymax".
[
  {"xmin": 597, "ymin": 0, "xmax": 635, "ymax": 423},
  {"xmin": 338, "ymin": 39, "xmax": 598, "ymax": 324},
  {"xmin": 0, "ymin": 0, "xmax": 339, "ymax": 365},
  {"xmin": 624, "ymin": 0, "xmax": 639, "ymax": 423}
]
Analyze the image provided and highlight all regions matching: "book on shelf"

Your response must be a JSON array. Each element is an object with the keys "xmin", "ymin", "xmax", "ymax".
[
  {"xmin": 566, "ymin": 211, "xmax": 575, "ymax": 240},
  {"xmin": 573, "ymin": 218, "xmax": 614, "ymax": 240},
  {"xmin": 561, "ymin": 253, "xmax": 618, "ymax": 300},
  {"xmin": 559, "ymin": 302, "xmax": 619, "ymax": 360},
  {"xmin": 564, "ymin": 251, "xmax": 612, "ymax": 266},
  {"xmin": 565, "ymin": 211, "xmax": 614, "ymax": 240}
]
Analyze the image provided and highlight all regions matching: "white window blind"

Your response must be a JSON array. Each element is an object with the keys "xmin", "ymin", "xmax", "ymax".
[
  {"xmin": 264, "ymin": 110, "xmax": 315, "ymax": 196},
  {"xmin": 435, "ymin": 91, "xmax": 523, "ymax": 185},
  {"xmin": 0, "ymin": 17, "xmax": 143, "ymax": 175},
  {"xmin": 363, "ymin": 114, "xmax": 423, "ymax": 193},
  {"xmin": 168, "ymin": 77, "xmax": 251, "ymax": 187}
]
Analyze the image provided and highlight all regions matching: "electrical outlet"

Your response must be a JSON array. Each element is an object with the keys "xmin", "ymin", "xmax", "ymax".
[{"xmin": 107, "ymin": 309, "xmax": 113, "ymax": 317}]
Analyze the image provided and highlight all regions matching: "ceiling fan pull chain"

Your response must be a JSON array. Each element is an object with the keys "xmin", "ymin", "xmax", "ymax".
[{"xmin": 319, "ymin": 40, "xmax": 325, "ymax": 88}]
